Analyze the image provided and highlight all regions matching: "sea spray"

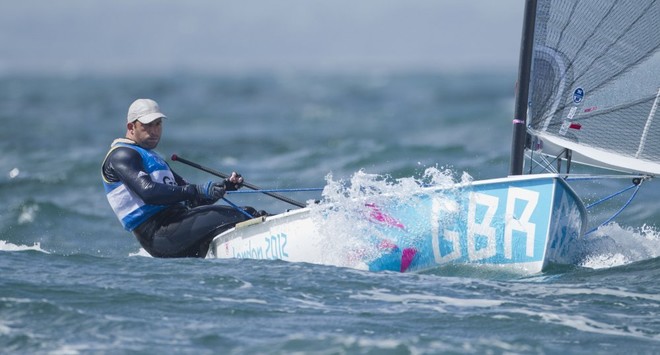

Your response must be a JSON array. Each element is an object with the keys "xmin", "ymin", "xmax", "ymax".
[{"xmin": 307, "ymin": 167, "xmax": 470, "ymax": 269}]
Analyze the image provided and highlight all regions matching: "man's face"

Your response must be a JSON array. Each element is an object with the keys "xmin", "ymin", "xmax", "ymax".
[{"xmin": 128, "ymin": 118, "xmax": 163, "ymax": 149}]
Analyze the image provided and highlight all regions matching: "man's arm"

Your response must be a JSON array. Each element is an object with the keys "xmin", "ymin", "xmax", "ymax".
[
  {"xmin": 171, "ymin": 168, "xmax": 189, "ymax": 186},
  {"xmin": 104, "ymin": 147, "xmax": 197, "ymax": 205}
]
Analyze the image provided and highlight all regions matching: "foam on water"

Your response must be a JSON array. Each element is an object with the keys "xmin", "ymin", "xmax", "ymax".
[
  {"xmin": 511, "ymin": 308, "xmax": 657, "ymax": 340},
  {"xmin": 350, "ymin": 288, "xmax": 504, "ymax": 310}
]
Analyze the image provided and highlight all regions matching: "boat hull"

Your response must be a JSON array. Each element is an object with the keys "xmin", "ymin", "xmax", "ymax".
[{"xmin": 206, "ymin": 174, "xmax": 587, "ymax": 274}]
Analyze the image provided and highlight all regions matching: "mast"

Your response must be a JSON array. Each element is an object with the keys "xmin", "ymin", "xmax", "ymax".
[{"xmin": 509, "ymin": 0, "xmax": 538, "ymax": 175}]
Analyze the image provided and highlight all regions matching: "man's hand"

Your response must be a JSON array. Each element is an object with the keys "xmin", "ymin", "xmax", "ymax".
[
  {"xmin": 223, "ymin": 172, "xmax": 244, "ymax": 191},
  {"xmin": 195, "ymin": 181, "xmax": 226, "ymax": 203}
]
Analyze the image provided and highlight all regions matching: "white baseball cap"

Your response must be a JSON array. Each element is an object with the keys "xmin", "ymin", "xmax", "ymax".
[{"xmin": 127, "ymin": 98, "xmax": 167, "ymax": 124}]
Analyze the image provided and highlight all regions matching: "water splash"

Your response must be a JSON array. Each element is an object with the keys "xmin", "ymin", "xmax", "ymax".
[
  {"xmin": 17, "ymin": 204, "xmax": 39, "ymax": 225},
  {"xmin": 129, "ymin": 248, "xmax": 153, "ymax": 258},
  {"xmin": 578, "ymin": 222, "xmax": 660, "ymax": 269},
  {"xmin": 8, "ymin": 168, "xmax": 20, "ymax": 179},
  {"xmin": 308, "ymin": 167, "xmax": 468, "ymax": 270},
  {"xmin": 322, "ymin": 167, "xmax": 467, "ymax": 199}
]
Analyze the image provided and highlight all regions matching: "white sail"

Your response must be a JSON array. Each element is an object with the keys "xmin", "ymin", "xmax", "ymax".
[{"xmin": 527, "ymin": 0, "xmax": 660, "ymax": 176}]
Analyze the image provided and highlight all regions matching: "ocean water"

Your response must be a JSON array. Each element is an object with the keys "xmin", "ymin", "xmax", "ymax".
[{"xmin": 1, "ymin": 71, "xmax": 659, "ymax": 353}]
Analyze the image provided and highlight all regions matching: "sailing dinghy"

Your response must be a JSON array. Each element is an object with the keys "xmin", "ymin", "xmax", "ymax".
[{"xmin": 196, "ymin": 0, "xmax": 659, "ymax": 274}]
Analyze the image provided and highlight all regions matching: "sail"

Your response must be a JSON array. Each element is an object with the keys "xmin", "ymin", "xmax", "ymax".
[{"xmin": 527, "ymin": 0, "xmax": 660, "ymax": 175}]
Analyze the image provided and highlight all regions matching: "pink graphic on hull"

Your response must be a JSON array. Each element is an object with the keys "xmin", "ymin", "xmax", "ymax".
[
  {"xmin": 365, "ymin": 203, "xmax": 405, "ymax": 229},
  {"xmin": 364, "ymin": 204, "xmax": 416, "ymax": 272},
  {"xmin": 377, "ymin": 239, "xmax": 417, "ymax": 272},
  {"xmin": 400, "ymin": 248, "xmax": 417, "ymax": 272},
  {"xmin": 378, "ymin": 239, "xmax": 398, "ymax": 250}
]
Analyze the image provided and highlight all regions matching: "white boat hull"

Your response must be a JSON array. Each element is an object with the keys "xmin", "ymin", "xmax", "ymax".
[{"xmin": 206, "ymin": 174, "xmax": 587, "ymax": 274}]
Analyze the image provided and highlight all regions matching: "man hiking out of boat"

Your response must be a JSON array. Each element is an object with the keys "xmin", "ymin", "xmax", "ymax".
[{"xmin": 102, "ymin": 98, "xmax": 263, "ymax": 258}]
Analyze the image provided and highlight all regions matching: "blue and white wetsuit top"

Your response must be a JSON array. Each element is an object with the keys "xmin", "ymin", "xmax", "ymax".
[{"xmin": 102, "ymin": 140, "xmax": 176, "ymax": 231}]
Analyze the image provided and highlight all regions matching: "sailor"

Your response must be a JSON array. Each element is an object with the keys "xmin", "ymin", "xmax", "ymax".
[{"xmin": 102, "ymin": 98, "xmax": 262, "ymax": 258}]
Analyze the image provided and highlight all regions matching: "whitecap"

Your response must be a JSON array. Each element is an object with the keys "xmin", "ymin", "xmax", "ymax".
[{"xmin": 0, "ymin": 240, "xmax": 48, "ymax": 253}]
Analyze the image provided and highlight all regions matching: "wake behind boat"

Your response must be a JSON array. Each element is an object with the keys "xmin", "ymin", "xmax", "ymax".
[{"xmin": 196, "ymin": 0, "xmax": 659, "ymax": 274}]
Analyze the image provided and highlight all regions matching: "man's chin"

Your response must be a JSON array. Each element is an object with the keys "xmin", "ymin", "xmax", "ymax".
[{"xmin": 140, "ymin": 141, "xmax": 159, "ymax": 149}]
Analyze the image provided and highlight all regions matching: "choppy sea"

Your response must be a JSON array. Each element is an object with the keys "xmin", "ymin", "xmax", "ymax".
[{"xmin": 1, "ymin": 71, "xmax": 659, "ymax": 354}]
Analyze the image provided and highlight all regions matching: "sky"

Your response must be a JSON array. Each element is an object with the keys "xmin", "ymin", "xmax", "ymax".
[{"xmin": 0, "ymin": 0, "xmax": 525, "ymax": 75}]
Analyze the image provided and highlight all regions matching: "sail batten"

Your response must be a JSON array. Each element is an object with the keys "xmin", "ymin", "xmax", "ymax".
[
  {"xmin": 527, "ymin": 0, "xmax": 660, "ymax": 176},
  {"xmin": 636, "ymin": 87, "xmax": 660, "ymax": 159}
]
